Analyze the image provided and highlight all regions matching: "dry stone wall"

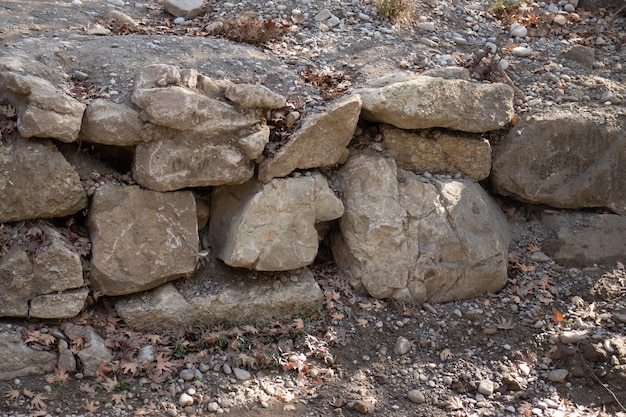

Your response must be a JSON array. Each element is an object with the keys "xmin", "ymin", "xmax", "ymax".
[{"xmin": 1, "ymin": 56, "xmax": 624, "ymax": 332}]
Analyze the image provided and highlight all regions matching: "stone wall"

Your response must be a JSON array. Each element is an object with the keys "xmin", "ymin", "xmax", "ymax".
[{"xmin": 1, "ymin": 57, "xmax": 624, "ymax": 330}]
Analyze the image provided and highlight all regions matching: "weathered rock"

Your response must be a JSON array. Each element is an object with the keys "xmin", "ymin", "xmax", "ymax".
[
  {"xmin": 381, "ymin": 125, "xmax": 492, "ymax": 180},
  {"xmin": 210, "ymin": 173, "xmax": 343, "ymax": 271},
  {"xmin": 491, "ymin": 111, "xmax": 626, "ymax": 215},
  {"xmin": 0, "ymin": 59, "xmax": 86, "ymax": 142},
  {"xmin": 358, "ymin": 76, "xmax": 514, "ymax": 133},
  {"xmin": 0, "ymin": 325, "xmax": 56, "ymax": 380},
  {"xmin": 133, "ymin": 124, "xmax": 261, "ymax": 192},
  {"xmin": 0, "ymin": 224, "xmax": 85, "ymax": 318},
  {"xmin": 258, "ymin": 95, "xmax": 362, "ymax": 183},
  {"xmin": 116, "ymin": 257, "xmax": 324, "ymax": 330},
  {"xmin": 57, "ymin": 339, "xmax": 77, "ymax": 373},
  {"xmin": 561, "ymin": 45, "xmax": 595, "ymax": 71},
  {"xmin": 79, "ymin": 99, "xmax": 144, "ymax": 145},
  {"xmin": 224, "ymin": 83, "xmax": 286, "ymax": 109},
  {"xmin": 332, "ymin": 151, "xmax": 510, "ymax": 302},
  {"xmin": 0, "ymin": 138, "xmax": 88, "ymax": 222},
  {"xmin": 29, "ymin": 288, "xmax": 89, "ymax": 319},
  {"xmin": 163, "ymin": 0, "xmax": 205, "ymax": 19},
  {"xmin": 87, "ymin": 184, "xmax": 198, "ymax": 296},
  {"xmin": 60, "ymin": 323, "xmax": 112, "ymax": 377},
  {"xmin": 542, "ymin": 212, "xmax": 626, "ymax": 266}
]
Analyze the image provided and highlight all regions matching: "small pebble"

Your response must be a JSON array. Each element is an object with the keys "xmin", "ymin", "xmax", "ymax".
[
  {"xmin": 478, "ymin": 379, "xmax": 494, "ymax": 396},
  {"xmin": 233, "ymin": 367, "xmax": 252, "ymax": 381},
  {"xmin": 407, "ymin": 389, "xmax": 426, "ymax": 404},
  {"xmin": 548, "ymin": 369, "xmax": 569, "ymax": 382},
  {"xmin": 394, "ymin": 336, "xmax": 412, "ymax": 355},
  {"xmin": 179, "ymin": 393, "xmax": 193, "ymax": 407}
]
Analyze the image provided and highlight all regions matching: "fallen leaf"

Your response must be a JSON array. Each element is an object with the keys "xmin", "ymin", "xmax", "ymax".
[
  {"xmin": 80, "ymin": 383, "xmax": 97, "ymax": 398},
  {"xmin": 551, "ymin": 306, "xmax": 564, "ymax": 323},
  {"xmin": 495, "ymin": 316, "xmax": 516, "ymax": 330},
  {"xmin": 30, "ymin": 393, "xmax": 48, "ymax": 410},
  {"xmin": 331, "ymin": 312, "xmax": 345, "ymax": 321},
  {"xmin": 356, "ymin": 318, "xmax": 368, "ymax": 326},
  {"xmin": 440, "ymin": 348, "xmax": 454, "ymax": 361},
  {"xmin": 83, "ymin": 399, "xmax": 100, "ymax": 412},
  {"xmin": 526, "ymin": 243, "xmax": 541, "ymax": 253},
  {"xmin": 22, "ymin": 388, "xmax": 33, "ymax": 398},
  {"xmin": 292, "ymin": 318, "xmax": 305, "ymax": 329},
  {"xmin": 111, "ymin": 392, "xmax": 127, "ymax": 405},
  {"xmin": 96, "ymin": 361, "xmax": 113, "ymax": 377},
  {"xmin": 5, "ymin": 390, "xmax": 20, "ymax": 400}
]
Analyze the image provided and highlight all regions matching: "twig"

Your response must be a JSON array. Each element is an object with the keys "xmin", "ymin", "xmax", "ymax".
[
  {"xmin": 577, "ymin": 342, "xmax": 626, "ymax": 412},
  {"xmin": 608, "ymin": 4, "xmax": 626, "ymax": 24},
  {"xmin": 496, "ymin": 65, "xmax": 525, "ymax": 99}
]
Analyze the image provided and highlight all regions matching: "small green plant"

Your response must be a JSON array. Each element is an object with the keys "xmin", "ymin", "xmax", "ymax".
[
  {"xmin": 172, "ymin": 340, "xmax": 187, "ymax": 359},
  {"xmin": 375, "ymin": 0, "xmax": 411, "ymax": 23},
  {"xmin": 35, "ymin": 54, "xmax": 47, "ymax": 65},
  {"xmin": 115, "ymin": 381, "xmax": 133, "ymax": 392}
]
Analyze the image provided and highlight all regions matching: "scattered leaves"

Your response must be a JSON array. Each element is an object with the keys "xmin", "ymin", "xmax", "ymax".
[
  {"xmin": 83, "ymin": 399, "xmax": 100, "ymax": 413},
  {"xmin": 30, "ymin": 393, "xmax": 48, "ymax": 410},
  {"xmin": 300, "ymin": 66, "xmax": 352, "ymax": 100}
]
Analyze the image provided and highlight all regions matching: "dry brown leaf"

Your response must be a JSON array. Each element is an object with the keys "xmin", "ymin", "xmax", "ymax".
[
  {"xmin": 111, "ymin": 392, "xmax": 127, "ymax": 405},
  {"xmin": 5, "ymin": 390, "xmax": 20, "ymax": 400},
  {"xmin": 356, "ymin": 318, "xmax": 368, "ymax": 326},
  {"xmin": 121, "ymin": 360, "xmax": 139, "ymax": 376},
  {"xmin": 96, "ymin": 361, "xmax": 113, "ymax": 377},
  {"xmin": 22, "ymin": 388, "xmax": 33, "ymax": 398},
  {"xmin": 526, "ymin": 243, "xmax": 541, "ymax": 253},
  {"xmin": 80, "ymin": 383, "xmax": 97, "ymax": 398},
  {"xmin": 83, "ymin": 399, "xmax": 100, "ymax": 413},
  {"xmin": 331, "ymin": 312, "xmax": 345, "ymax": 321},
  {"xmin": 30, "ymin": 393, "xmax": 48, "ymax": 410},
  {"xmin": 292, "ymin": 318, "xmax": 305, "ymax": 329},
  {"xmin": 100, "ymin": 376, "xmax": 118, "ymax": 393},
  {"xmin": 439, "ymin": 348, "xmax": 454, "ymax": 361},
  {"xmin": 495, "ymin": 316, "xmax": 516, "ymax": 330}
]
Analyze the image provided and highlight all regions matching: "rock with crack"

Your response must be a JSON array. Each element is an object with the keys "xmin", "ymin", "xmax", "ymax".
[
  {"xmin": 0, "ymin": 138, "xmax": 87, "ymax": 223},
  {"xmin": 542, "ymin": 212, "xmax": 626, "ymax": 266},
  {"xmin": 0, "ymin": 325, "xmax": 56, "ymax": 379},
  {"xmin": 79, "ymin": 98, "xmax": 144, "ymax": 146},
  {"xmin": 29, "ymin": 288, "xmax": 90, "ymax": 319},
  {"xmin": 60, "ymin": 323, "xmax": 112, "ymax": 377},
  {"xmin": 358, "ymin": 75, "xmax": 514, "ymax": 133},
  {"xmin": 87, "ymin": 184, "xmax": 198, "ymax": 296},
  {"xmin": 115, "ymin": 255, "xmax": 324, "ymax": 330},
  {"xmin": 491, "ymin": 111, "xmax": 626, "ymax": 215},
  {"xmin": 0, "ymin": 57, "xmax": 86, "ymax": 142},
  {"xmin": 331, "ymin": 151, "xmax": 510, "ymax": 302},
  {"xmin": 380, "ymin": 125, "xmax": 492, "ymax": 181},
  {"xmin": 0, "ymin": 224, "xmax": 85, "ymax": 318},
  {"xmin": 131, "ymin": 64, "xmax": 271, "ymax": 191},
  {"xmin": 210, "ymin": 173, "xmax": 344, "ymax": 271},
  {"xmin": 258, "ymin": 95, "xmax": 362, "ymax": 183}
]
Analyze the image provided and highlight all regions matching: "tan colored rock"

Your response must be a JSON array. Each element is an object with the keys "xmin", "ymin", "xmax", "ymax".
[
  {"xmin": 0, "ymin": 138, "xmax": 87, "ymax": 222},
  {"xmin": 332, "ymin": 151, "xmax": 510, "ymax": 302},
  {"xmin": 258, "ymin": 95, "xmax": 362, "ymax": 183},
  {"xmin": 0, "ymin": 68, "xmax": 86, "ymax": 142},
  {"xmin": 164, "ymin": 0, "xmax": 205, "ymax": 19},
  {"xmin": 116, "ymin": 256, "xmax": 323, "ymax": 330},
  {"xmin": 491, "ymin": 111, "xmax": 626, "ymax": 214},
  {"xmin": 542, "ymin": 212, "xmax": 626, "ymax": 266},
  {"xmin": 87, "ymin": 184, "xmax": 198, "ymax": 296},
  {"xmin": 79, "ymin": 99, "xmax": 143, "ymax": 145},
  {"xmin": 237, "ymin": 126, "xmax": 270, "ymax": 160},
  {"xmin": 210, "ymin": 174, "xmax": 343, "ymax": 271},
  {"xmin": 358, "ymin": 76, "xmax": 514, "ymax": 133},
  {"xmin": 381, "ymin": 126, "xmax": 491, "ymax": 180},
  {"xmin": 225, "ymin": 83, "xmax": 286, "ymax": 109},
  {"xmin": 29, "ymin": 288, "xmax": 89, "ymax": 319},
  {"xmin": 133, "ymin": 125, "xmax": 257, "ymax": 192},
  {"xmin": 60, "ymin": 324, "xmax": 112, "ymax": 377},
  {"xmin": 0, "ymin": 224, "xmax": 84, "ymax": 317},
  {"xmin": 0, "ymin": 326, "xmax": 56, "ymax": 380}
]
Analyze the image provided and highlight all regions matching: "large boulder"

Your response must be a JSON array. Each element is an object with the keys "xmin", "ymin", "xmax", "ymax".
[
  {"xmin": 87, "ymin": 184, "xmax": 198, "ymax": 296},
  {"xmin": 116, "ymin": 257, "xmax": 324, "ymax": 330},
  {"xmin": 491, "ymin": 111, "xmax": 626, "ymax": 214},
  {"xmin": 332, "ymin": 151, "xmax": 510, "ymax": 302},
  {"xmin": 0, "ymin": 58, "xmax": 86, "ymax": 142},
  {"xmin": 0, "ymin": 224, "xmax": 85, "ymax": 318},
  {"xmin": 79, "ymin": 99, "xmax": 144, "ymax": 146},
  {"xmin": 258, "ymin": 95, "xmax": 362, "ymax": 183},
  {"xmin": 542, "ymin": 212, "xmax": 626, "ymax": 267},
  {"xmin": 358, "ymin": 76, "xmax": 514, "ymax": 133},
  {"xmin": 0, "ymin": 325, "xmax": 56, "ymax": 380},
  {"xmin": 0, "ymin": 138, "xmax": 88, "ymax": 222},
  {"xmin": 380, "ymin": 125, "xmax": 492, "ymax": 181},
  {"xmin": 131, "ymin": 64, "xmax": 270, "ymax": 191},
  {"xmin": 210, "ymin": 173, "xmax": 344, "ymax": 271}
]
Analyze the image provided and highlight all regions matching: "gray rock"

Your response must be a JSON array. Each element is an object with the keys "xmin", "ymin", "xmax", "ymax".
[
  {"xmin": 137, "ymin": 345, "xmax": 155, "ymax": 363},
  {"xmin": 478, "ymin": 379, "xmax": 494, "ymax": 396},
  {"xmin": 57, "ymin": 340, "xmax": 76, "ymax": 373},
  {"xmin": 542, "ymin": 213, "xmax": 626, "ymax": 266},
  {"xmin": 0, "ymin": 327, "xmax": 56, "ymax": 379},
  {"xmin": 548, "ymin": 369, "xmax": 569, "ymax": 382},
  {"xmin": 358, "ymin": 76, "xmax": 514, "ymax": 133},
  {"xmin": 559, "ymin": 330, "xmax": 589, "ymax": 344},
  {"xmin": 233, "ymin": 367, "xmax": 251, "ymax": 380},
  {"xmin": 258, "ymin": 95, "xmax": 361, "ymax": 183},
  {"xmin": 492, "ymin": 111, "xmax": 626, "ymax": 215},
  {"xmin": 407, "ymin": 389, "xmax": 426, "ymax": 404},
  {"xmin": 561, "ymin": 45, "xmax": 595, "ymax": 71},
  {"xmin": 0, "ymin": 139, "xmax": 87, "ymax": 223},
  {"xmin": 224, "ymin": 83, "xmax": 285, "ymax": 109},
  {"xmin": 179, "ymin": 369, "xmax": 195, "ymax": 381},
  {"xmin": 394, "ymin": 336, "xmax": 412, "ymax": 355},
  {"xmin": 164, "ymin": 0, "xmax": 205, "ymax": 19},
  {"xmin": 88, "ymin": 184, "xmax": 198, "ymax": 296},
  {"xmin": 29, "ymin": 288, "xmax": 89, "ymax": 319},
  {"xmin": 79, "ymin": 99, "xmax": 144, "ymax": 146},
  {"xmin": 61, "ymin": 323, "xmax": 112, "ymax": 377},
  {"xmin": 178, "ymin": 392, "xmax": 194, "ymax": 406}
]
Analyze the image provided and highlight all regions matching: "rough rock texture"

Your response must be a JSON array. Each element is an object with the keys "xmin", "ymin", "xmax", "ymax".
[
  {"xmin": 29, "ymin": 288, "xmax": 90, "ymax": 319},
  {"xmin": 0, "ymin": 224, "xmax": 85, "ymax": 318},
  {"xmin": 87, "ymin": 184, "xmax": 198, "ymax": 296},
  {"xmin": 116, "ymin": 255, "xmax": 323, "ymax": 330},
  {"xmin": 358, "ymin": 76, "xmax": 514, "ymax": 133},
  {"xmin": 332, "ymin": 151, "xmax": 510, "ymax": 302},
  {"xmin": 60, "ymin": 324, "xmax": 112, "ymax": 377},
  {"xmin": 210, "ymin": 173, "xmax": 343, "ymax": 271},
  {"xmin": 0, "ymin": 138, "xmax": 88, "ymax": 222},
  {"xmin": 491, "ymin": 111, "xmax": 626, "ymax": 215},
  {"xmin": 542, "ymin": 212, "xmax": 626, "ymax": 266},
  {"xmin": 79, "ymin": 99, "xmax": 144, "ymax": 146},
  {"xmin": 381, "ymin": 125, "xmax": 492, "ymax": 180},
  {"xmin": 258, "ymin": 95, "xmax": 362, "ymax": 183},
  {"xmin": 0, "ymin": 326, "xmax": 56, "ymax": 380},
  {"xmin": 0, "ymin": 58, "xmax": 86, "ymax": 142},
  {"xmin": 224, "ymin": 83, "xmax": 286, "ymax": 109},
  {"xmin": 131, "ymin": 64, "xmax": 268, "ymax": 192}
]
